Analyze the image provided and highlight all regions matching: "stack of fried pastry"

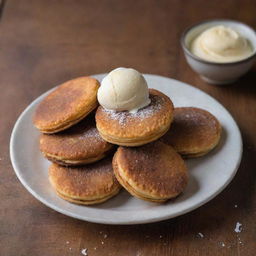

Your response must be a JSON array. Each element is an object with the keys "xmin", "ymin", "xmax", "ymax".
[
  {"xmin": 33, "ymin": 75, "xmax": 221, "ymax": 205},
  {"xmin": 33, "ymin": 77, "xmax": 121, "ymax": 205}
]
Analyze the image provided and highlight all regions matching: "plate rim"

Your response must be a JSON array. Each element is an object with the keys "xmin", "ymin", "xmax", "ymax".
[{"xmin": 9, "ymin": 74, "xmax": 243, "ymax": 224}]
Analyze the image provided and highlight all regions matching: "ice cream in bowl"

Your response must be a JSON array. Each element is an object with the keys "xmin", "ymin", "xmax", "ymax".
[{"xmin": 181, "ymin": 19, "xmax": 256, "ymax": 85}]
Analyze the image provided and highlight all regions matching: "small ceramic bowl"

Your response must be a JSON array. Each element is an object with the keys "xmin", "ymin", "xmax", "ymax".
[{"xmin": 181, "ymin": 19, "xmax": 256, "ymax": 85}]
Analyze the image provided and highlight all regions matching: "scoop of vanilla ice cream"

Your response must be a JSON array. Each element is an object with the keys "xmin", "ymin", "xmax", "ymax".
[{"xmin": 97, "ymin": 67, "xmax": 151, "ymax": 113}]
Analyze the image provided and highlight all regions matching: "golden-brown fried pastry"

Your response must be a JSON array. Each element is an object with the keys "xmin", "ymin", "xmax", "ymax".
[
  {"xmin": 40, "ymin": 115, "xmax": 113, "ymax": 166},
  {"xmin": 33, "ymin": 76, "xmax": 99, "ymax": 133},
  {"xmin": 49, "ymin": 157, "xmax": 121, "ymax": 205},
  {"xmin": 161, "ymin": 107, "xmax": 221, "ymax": 157},
  {"xmin": 113, "ymin": 141, "xmax": 188, "ymax": 203},
  {"xmin": 95, "ymin": 89, "xmax": 174, "ymax": 146}
]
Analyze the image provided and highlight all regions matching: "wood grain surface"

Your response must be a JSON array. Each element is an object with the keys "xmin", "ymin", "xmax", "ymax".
[{"xmin": 1, "ymin": 0, "xmax": 255, "ymax": 255}]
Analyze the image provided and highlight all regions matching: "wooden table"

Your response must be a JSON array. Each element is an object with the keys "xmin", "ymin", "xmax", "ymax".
[{"xmin": 1, "ymin": 0, "xmax": 255, "ymax": 255}]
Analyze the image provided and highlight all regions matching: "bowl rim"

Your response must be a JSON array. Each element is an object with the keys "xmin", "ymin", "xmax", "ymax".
[{"xmin": 181, "ymin": 19, "xmax": 256, "ymax": 66}]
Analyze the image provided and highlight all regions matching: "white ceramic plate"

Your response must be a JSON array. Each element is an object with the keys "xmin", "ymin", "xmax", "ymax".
[{"xmin": 10, "ymin": 74, "xmax": 242, "ymax": 225}]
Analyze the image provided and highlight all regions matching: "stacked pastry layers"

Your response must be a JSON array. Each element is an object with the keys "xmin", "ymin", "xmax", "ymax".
[
  {"xmin": 33, "ymin": 77, "xmax": 121, "ymax": 205},
  {"xmin": 33, "ymin": 76, "xmax": 221, "ymax": 205}
]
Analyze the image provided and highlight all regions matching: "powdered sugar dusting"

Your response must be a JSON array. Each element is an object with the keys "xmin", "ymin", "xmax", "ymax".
[
  {"xmin": 178, "ymin": 110, "xmax": 213, "ymax": 127},
  {"xmin": 79, "ymin": 127, "xmax": 100, "ymax": 139},
  {"xmin": 103, "ymin": 95, "xmax": 164, "ymax": 126}
]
